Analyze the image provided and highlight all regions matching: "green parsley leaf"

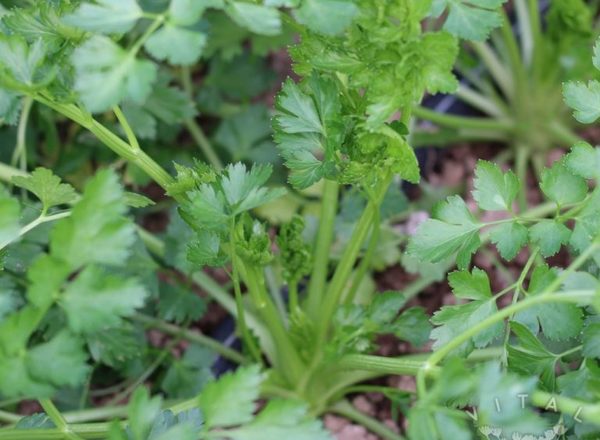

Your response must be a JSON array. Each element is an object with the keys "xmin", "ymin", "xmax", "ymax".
[
  {"xmin": 63, "ymin": 0, "xmax": 143, "ymax": 34},
  {"xmin": 408, "ymin": 196, "xmax": 481, "ymax": 269},
  {"xmin": 199, "ymin": 365, "xmax": 264, "ymax": 429},
  {"xmin": 0, "ymin": 36, "xmax": 47, "ymax": 89},
  {"xmin": 448, "ymin": 267, "xmax": 491, "ymax": 300},
  {"xmin": 476, "ymin": 363, "xmax": 546, "ymax": 437},
  {"xmin": 169, "ymin": 0, "xmax": 223, "ymax": 26},
  {"xmin": 225, "ymin": 3, "xmax": 281, "ymax": 36},
  {"xmin": 0, "ymin": 89, "xmax": 21, "ymax": 125},
  {"xmin": 490, "ymin": 222, "xmax": 529, "ymax": 261},
  {"xmin": 26, "ymin": 331, "xmax": 90, "ymax": 388},
  {"xmin": 294, "ymin": 0, "xmax": 358, "ymax": 36},
  {"xmin": 225, "ymin": 400, "xmax": 331, "ymax": 440},
  {"xmin": 12, "ymin": 167, "xmax": 77, "ymax": 212},
  {"xmin": 273, "ymin": 76, "xmax": 341, "ymax": 189},
  {"xmin": 26, "ymin": 254, "xmax": 70, "ymax": 309},
  {"xmin": 62, "ymin": 266, "xmax": 148, "ymax": 333},
  {"xmin": 72, "ymin": 35, "xmax": 157, "ymax": 113},
  {"xmin": 87, "ymin": 325, "xmax": 144, "ymax": 367},
  {"xmin": 430, "ymin": 0, "xmax": 507, "ymax": 41},
  {"xmin": 214, "ymin": 104, "xmax": 274, "ymax": 162},
  {"xmin": 145, "ymin": 25, "xmax": 207, "ymax": 66},
  {"xmin": 15, "ymin": 414, "xmax": 54, "ymax": 429},
  {"xmin": 564, "ymin": 141, "xmax": 600, "ymax": 180},
  {"xmin": 0, "ymin": 355, "xmax": 54, "ymax": 398},
  {"xmin": 507, "ymin": 322, "xmax": 557, "ymax": 390},
  {"xmin": 433, "ymin": 0, "xmax": 507, "ymax": 41},
  {"xmin": 221, "ymin": 163, "xmax": 287, "ymax": 214},
  {"xmin": 158, "ymin": 282, "xmax": 207, "ymax": 325},
  {"xmin": 516, "ymin": 265, "xmax": 584, "ymax": 341},
  {"xmin": 161, "ymin": 345, "xmax": 215, "ymax": 398},
  {"xmin": 50, "ymin": 169, "xmax": 136, "ymax": 270},
  {"xmin": 540, "ymin": 160, "xmax": 588, "ymax": 206},
  {"xmin": 393, "ymin": 307, "xmax": 431, "ymax": 347},
  {"xmin": 145, "ymin": 77, "xmax": 197, "ymax": 124},
  {"xmin": 473, "ymin": 160, "xmax": 520, "ymax": 211},
  {"xmin": 431, "ymin": 299, "xmax": 502, "ymax": 354},
  {"xmin": 583, "ymin": 322, "xmax": 600, "ymax": 359},
  {"xmin": 529, "ymin": 220, "xmax": 571, "ymax": 258},
  {"xmin": 127, "ymin": 387, "xmax": 163, "ymax": 440},
  {"xmin": 0, "ymin": 188, "xmax": 20, "ymax": 247},
  {"xmin": 420, "ymin": 31, "xmax": 460, "ymax": 95},
  {"xmin": 563, "ymin": 80, "xmax": 600, "ymax": 124}
]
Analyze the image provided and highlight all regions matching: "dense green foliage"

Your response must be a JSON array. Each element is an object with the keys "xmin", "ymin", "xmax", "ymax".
[{"xmin": 0, "ymin": 1, "xmax": 600, "ymax": 439}]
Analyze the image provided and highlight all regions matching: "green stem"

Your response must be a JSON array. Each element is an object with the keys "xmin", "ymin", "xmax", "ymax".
[
  {"xmin": 530, "ymin": 391, "xmax": 600, "ymax": 426},
  {"xmin": 131, "ymin": 15, "xmax": 165, "ymax": 54},
  {"xmin": 131, "ymin": 314, "xmax": 245, "ymax": 363},
  {"xmin": 344, "ymin": 211, "xmax": 380, "ymax": 304},
  {"xmin": 39, "ymin": 400, "xmax": 84, "ymax": 440},
  {"xmin": 180, "ymin": 67, "xmax": 223, "ymax": 170},
  {"xmin": 229, "ymin": 221, "xmax": 263, "ymax": 364},
  {"xmin": 427, "ymin": 289, "xmax": 596, "ymax": 371},
  {"xmin": 471, "ymin": 42, "xmax": 513, "ymax": 99},
  {"xmin": 0, "ymin": 162, "xmax": 27, "ymax": 182},
  {"xmin": 0, "ymin": 423, "xmax": 115, "ymax": 440},
  {"xmin": 336, "ymin": 354, "xmax": 437, "ymax": 377},
  {"xmin": 33, "ymin": 96, "xmax": 174, "ymax": 192},
  {"xmin": 184, "ymin": 119, "xmax": 223, "ymax": 170},
  {"xmin": 112, "ymin": 106, "xmax": 140, "ymax": 151},
  {"xmin": 515, "ymin": 146, "xmax": 529, "ymax": 212},
  {"xmin": 526, "ymin": 0, "xmax": 543, "ymax": 72},
  {"xmin": 514, "ymin": 0, "xmax": 533, "ymax": 67},
  {"xmin": 330, "ymin": 400, "xmax": 405, "ymax": 440},
  {"xmin": 306, "ymin": 179, "xmax": 339, "ymax": 318},
  {"xmin": 413, "ymin": 106, "xmax": 514, "ymax": 132},
  {"xmin": 499, "ymin": 8, "xmax": 527, "ymax": 104},
  {"xmin": 548, "ymin": 122, "xmax": 584, "ymax": 147},
  {"xmin": 11, "ymin": 97, "xmax": 33, "ymax": 172},
  {"xmin": 501, "ymin": 249, "xmax": 539, "ymax": 365},
  {"xmin": 455, "ymin": 84, "xmax": 504, "ymax": 117},
  {"xmin": 0, "ymin": 211, "xmax": 71, "ymax": 250}
]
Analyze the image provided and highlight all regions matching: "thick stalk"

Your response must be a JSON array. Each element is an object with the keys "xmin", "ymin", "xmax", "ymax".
[
  {"xmin": 514, "ymin": 0, "xmax": 533, "ymax": 66},
  {"xmin": 413, "ymin": 106, "xmax": 514, "ymax": 132},
  {"xmin": 315, "ymin": 175, "xmax": 391, "ymax": 347},
  {"xmin": 455, "ymin": 84, "xmax": 504, "ymax": 117},
  {"xmin": 228, "ymin": 221, "xmax": 263, "ymax": 364},
  {"xmin": 499, "ymin": 9, "xmax": 527, "ymax": 104},
  {"xmin": 471, "ymin": 42, "xmax": 513, "ymax": 99},
  {"xmin": 243, "ymin": 263, "xmax": 305, "ymax": 383},
  {"xmin": 530, "ymin": 391, "xmax": 600, "ymax": 425},
  {"xmin": 548, "ymin": 122, "xmax": 584, "ymax": 147},
  {"xmin": 336, "ymin": 354, "xmax": 436, "ymax": 377},
  {"xmin": 330, "ymin": 400, "xmax": 405, "ymax": 440},
  {"xmin": 344, "ymin": 211, "xmax": 380, "ymax": 304},
  {"xmin": 306, "ymin": 179, "xmax": 339, "ymax": 319}
]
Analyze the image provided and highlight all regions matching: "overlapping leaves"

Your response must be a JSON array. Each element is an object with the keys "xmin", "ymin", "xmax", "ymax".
[{"xmin": 0, "ymin": 169, "xmax": 148, "ymax": 397}]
